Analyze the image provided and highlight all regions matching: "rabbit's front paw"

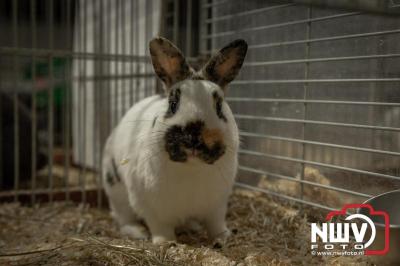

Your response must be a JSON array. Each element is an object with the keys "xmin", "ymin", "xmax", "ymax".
[
  {"xmin": 186, "ymin": 219, "xmax": 203, "ymax": 233},
  {"xmin": 120, "ymin": 224, "xmax": 149, "ymax": 240},
  {"xmin": 212, "ymin": 228, "xmax": 231, "ymax": 248},
  {"xmin": 152, "ymin": 235, "xmax": 177, "ymax": 244},
  {"xmin": 148, "ymin": 220, "xmax": 176, "ymax": 244},
  {"xmin": 206, "ymin": 215, "xmax": 231, "ymax": 248}
]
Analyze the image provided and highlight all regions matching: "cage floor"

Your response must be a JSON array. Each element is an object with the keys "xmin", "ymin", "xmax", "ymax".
[{"xmin": 0, "ymin": 190, "xmax": 371, "ymax": 266}]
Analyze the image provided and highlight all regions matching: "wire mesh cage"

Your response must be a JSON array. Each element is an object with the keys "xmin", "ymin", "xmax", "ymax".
[
  {"xmin": 0, "ymin": 0, "xmax": 399, "ymax": 263},
  {"xmin": 0, "ymin": 0, "xmax": 161, "ymax": 205},
  {"xmin": 202, "ymin": 0, "xmax": 400, "ymax": 212}
]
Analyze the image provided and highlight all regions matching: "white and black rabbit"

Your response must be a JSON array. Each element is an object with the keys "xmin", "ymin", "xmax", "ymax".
[{"xmin": 102, "ymin": 37, "xmax": 247, "ymax": 244}]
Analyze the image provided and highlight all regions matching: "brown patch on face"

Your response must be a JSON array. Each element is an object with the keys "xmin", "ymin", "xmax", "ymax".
[{"xmin": 202, "ymin": 128, "xmax": 223, "ymax": 149}]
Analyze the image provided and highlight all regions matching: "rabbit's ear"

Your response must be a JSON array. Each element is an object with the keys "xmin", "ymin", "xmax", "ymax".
[
  {"xmin": 149, "ymin": 37, "xmax": 191, "ymax": 88},
  {"xmin": 202, "ymin": 39, "xmax": 247, "ymax": 89}
]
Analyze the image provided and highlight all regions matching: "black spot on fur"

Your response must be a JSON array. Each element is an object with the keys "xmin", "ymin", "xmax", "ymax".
[
  {"xmin": 106, "ymin": 158, "xmax": 121, "ymax": 186},
  {"xmin": 213, "ymin": 241, "xmax": 223, "ymax": 249},
  {"xmin": 213, "ymin": 92, "xmax": 227, "ymax": 122},
  {"xmin": 164, "ymin": 120, "xmax": 225, "ymax": 164},
  {"xmin": 152, "ymin": 116, "xmax": 158, "ymax": 128},
  {"xmin": 197, "ymin": 141, "xmax": 226, "ymax": 164},
  {"xmin": 165, "ymin": 88, "xmax": 181, "ymax": 118},
  {"xmin": 165, "ymin": 125, "xmax": 188, "ymax": 162},
  {"xmin": 112, "ymin": 158, "xmax": 121, "ymax": 182},
  {"xmin": 183, "ymin": 120, "xmax": 204, "ymax": 149},
  {"xmin": 106, "ymin": 172, "xmax": 115, "ymax": 186}
]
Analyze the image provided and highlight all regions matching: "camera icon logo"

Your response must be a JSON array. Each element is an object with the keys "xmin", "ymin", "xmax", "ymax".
[{"xmin": 311, "ymin": 204, "xmax": 390, "ymax": 256}]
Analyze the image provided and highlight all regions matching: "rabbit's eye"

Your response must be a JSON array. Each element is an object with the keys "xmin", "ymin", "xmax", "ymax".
[
  {"xmin": 165, "ymin": 88, "xmax": 181, "ymax": 118},
  {"xmin": 170, "ymin": 101, "xmax": 178, "ymax": 114},
  {"xmin": 213, "ymin": 92, "xmax": 227, "ymax": 122},
  {"xmin": 216, "ymin": 100, "xmax": 222, "ymax": 114}
]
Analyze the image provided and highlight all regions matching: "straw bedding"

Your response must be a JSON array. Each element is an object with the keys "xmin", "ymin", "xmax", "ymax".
[{"xmin": 0, "ymin": 189, "xmax": 372, "ymax": 265}]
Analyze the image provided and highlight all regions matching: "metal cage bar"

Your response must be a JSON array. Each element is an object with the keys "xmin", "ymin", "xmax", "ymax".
[
  {"xmin": 64, "ymin": 0, "xmax": 72, "ymax": 202},
  {"xmin": 239, "ymin": 149, "xmax": 400, "ymax": 181},
  {"xmin": 232, "ymin": 78, "xmax": 400, "ymax": 84},
  {"xmin": 12, "ymin": 0, "xmax": 20, "ymax": 202},
  {"xmin": 235, "ymin": 182, "xmax": 338, "ymax": 212},
  {"xmin": 239, "ymin": 131, "xmax": 400, "ymax": 157},
  {"xmin": 205, "ymin": 3, "xmax": 295, "ymax": 23},
  {"xmin": 238, "ymin": 165, "xmax": 372, "ymax": 198},
  {"xmin": 202, "ymin": 12, "xmax": 361, "ymax": 39},
  {"xmin": 47, "ymin": 0, "xmax": 55, "ymax": 202},
  {"xmin": 248, "ymin": 29, "xmax": 400, "ymax": 50},
  {"xmin": 227, "ymin": 97, "xmax": 400, "ymax": 107},
  {"xmin": 30, "ymin": 0, "xmax": 37, "ymax": 204},
  {"xmin": 244, "ymin": 53, "xmax": 400, "ymax": 66},
  {"xmin": 299, "ymin": 5, "xmax": 312, "ymax": 202},
  {"xmin": 235, "ymin": 114, "xmax": 400, "ymax": 132}
]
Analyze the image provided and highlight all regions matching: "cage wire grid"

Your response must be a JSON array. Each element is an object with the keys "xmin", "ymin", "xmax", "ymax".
[
  {"xmin": 0, "ymin": 0, "xmax": 399, "ymax": 212},
  {"xmin": 201, "ymin": 0, "xmax": 400, "ymax": 212},
  {"xmin": 0, "ymin": 0, "xmax": 160, "ymax": 206}
]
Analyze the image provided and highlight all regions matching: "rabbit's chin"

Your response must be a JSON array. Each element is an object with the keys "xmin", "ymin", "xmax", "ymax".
[
  {"xmin": 167, "ymin": 146, "xmax": 226, "ymax": 165},
  {"xmin": 168, "ymin": 154, "xmax": 226, "ymax": 170},
  {"xmin": 185, "ymin": 150, "xmax": 220, "ymax": 164}
]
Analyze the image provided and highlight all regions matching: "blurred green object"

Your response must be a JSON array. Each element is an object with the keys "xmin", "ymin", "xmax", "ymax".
[{"xmin": 24, "ymin": 57, "xmax": 69, "ymax": 109}]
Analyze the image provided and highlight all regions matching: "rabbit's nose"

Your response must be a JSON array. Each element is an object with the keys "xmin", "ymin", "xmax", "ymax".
[
  {"xmin": 187, "ymin": 133, "xmax": 201, "ymax": 148},
  {"xmin": 183, "ymin": 120, "xmax": 205, "ymax": 148}
]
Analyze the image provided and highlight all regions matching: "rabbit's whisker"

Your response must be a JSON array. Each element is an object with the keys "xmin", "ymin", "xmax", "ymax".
[
  {"xmin": 136, "ymin": 149, "xmax": 164, "ymax": 172},
  {"xmin": 133, "ymin": 132, "xmax": 166, "ymax": 144},
  {"xmin": 137, "ymin": 132, "xmax": 165, "ymax": 141},
  {"xmin": 139, "ymin": 140, "xmax": 164, "ymax": 150}
]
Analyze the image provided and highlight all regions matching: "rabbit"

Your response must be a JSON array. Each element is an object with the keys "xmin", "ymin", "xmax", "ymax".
[{"xmin": 102, "ymin": 37, "xmax": 247, "ymax": 245}]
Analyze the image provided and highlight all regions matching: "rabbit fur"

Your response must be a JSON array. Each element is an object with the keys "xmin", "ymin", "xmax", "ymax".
[{"xmin": 102, "ymin": 37, "xmax": 247, "ymax": 244}]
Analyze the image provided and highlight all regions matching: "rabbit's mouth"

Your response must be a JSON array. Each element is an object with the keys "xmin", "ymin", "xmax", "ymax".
[{"xmin": 164, "ymin": 120, "xmax": 226, "ymax": 164}]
